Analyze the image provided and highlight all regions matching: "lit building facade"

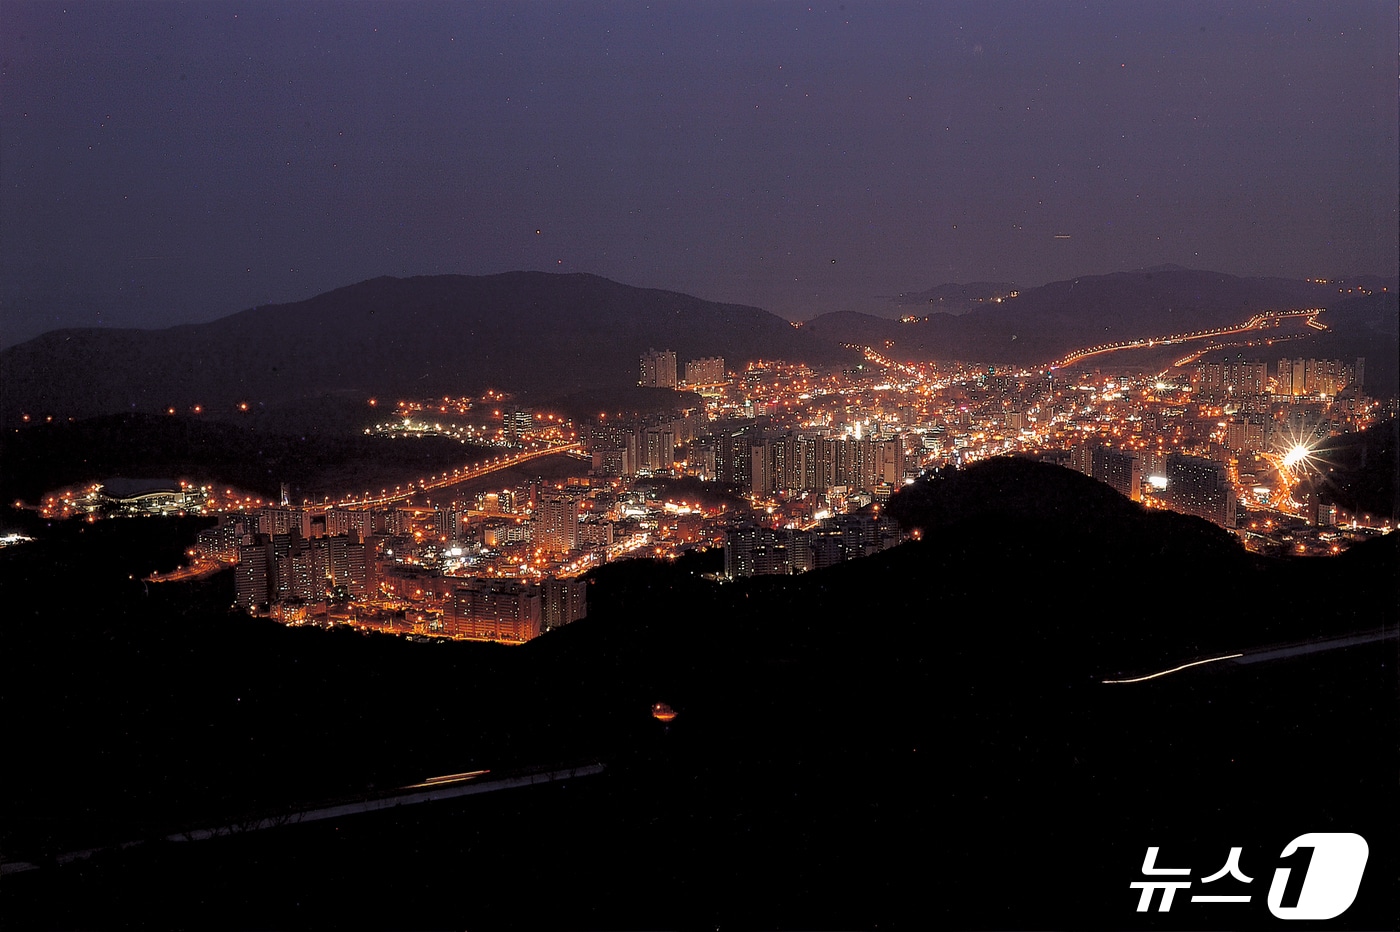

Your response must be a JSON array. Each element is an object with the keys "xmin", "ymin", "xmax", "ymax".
[
  {"xmin": 444, "ymin": 578, "xmax": 542, "ymax": 641},
  {"xmin": 684, "ymin": 356, "xmax": 725, "ymax": 385},
  {"xmin": 542, "ymin": 576, "xmax": 588, "ymax": 630},
  {"xmin": 639, "ymin": 348, "xmax": 678, "ymax": 388},
  {"xmin": 1166, "ymin": 454, "xmax": 1237, "ymax": 528},
  {"xmin": 536, "ymin": 495, "xmax": 580, "ymax": 552}
]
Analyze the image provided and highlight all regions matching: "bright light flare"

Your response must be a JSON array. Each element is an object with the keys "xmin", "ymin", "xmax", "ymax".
[{"xmin": 1281, "ymin": 444, "xmax": 1310, "ymax": 470}]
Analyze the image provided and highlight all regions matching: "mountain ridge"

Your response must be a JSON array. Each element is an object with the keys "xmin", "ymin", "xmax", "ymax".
[
  {"xmin": 809, "ymin": 266, "xmax": 1396, "ymax": 367},
  {"xmin": 4, "ymin": 267, "xmax": 1394, "ymax": 431},
  {"xmin": 0, "ymin": 272, "xmax": 854, "ymax": 426}
]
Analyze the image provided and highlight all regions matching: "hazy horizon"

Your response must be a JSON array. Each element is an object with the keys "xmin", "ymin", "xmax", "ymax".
[
  {"xmin": 6, "ymin": 259, "xmax": 1398, "ymax": 350},
  {"xmin": 3, "ymin": 2, "xmax": 1396, "ymax": 347}
]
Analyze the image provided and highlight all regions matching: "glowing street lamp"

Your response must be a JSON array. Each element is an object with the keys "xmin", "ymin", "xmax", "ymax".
[{"xmin": 1281, "ymin": 444, "xmax": 1310, "ymax": 471}]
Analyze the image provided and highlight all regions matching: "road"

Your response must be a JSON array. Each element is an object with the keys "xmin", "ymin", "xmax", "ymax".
[
  {"xmin": 1227, "ymin": 628, "xmax": 1397, "ymax": 665},
  {"xmin": 331, "ymin": 442, "xmax": 583, "ymax": 508},
  {"xmin": 1054, "ymin": 308, "xmax": 1325, "ymax": 369},
  {"xmin": 0, "ymin": 761, "xmax": 606, "ymax": 876},
  {"xmin": 147, "ymin": 559, "xmax": 232, "ymax": 583},
  {"xmin": 1102, "ymin": 627, "xmax": 1396, "ymax": 684},
  {"xmin": 169, "ymin": 761, "xmax": 606, "ymax": 841}
]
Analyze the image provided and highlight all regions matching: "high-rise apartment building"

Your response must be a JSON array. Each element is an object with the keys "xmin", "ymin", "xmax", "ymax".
[
  {"xmin": 325, "ymin": 507, "xmax": 375, "ymax": 540},
  {"xmin": 233, "ymin": 532, "xmax": 369, "ymax": 611},
  {"xmin": 505, "ymin": 409, "xmax": 534, "ymax": 442},
  {"xmin": 684, "ymin": 356, "xmax": 725, "ymax": 385},
  {"xmin": 1068, "ymin": 444, "xmax": 1143, "ymax": 502},
  {"xmin": 536, "ymin": 495, "xmax": 580, "ymax": 552},
  {"xmin": 256, "ymin": 507, "xmax": 311, "ymax": 538},
  {"xmin": 542, "ymin": 577, "xmax": 588, "ymax": 630},
  {"xmin": 1092, "ymin": 447, "xmax": 1142, "ymax": 502},
  {"xmin": 639, "ymin": 348, "xmax": 678, "ymax": 388},
  {"xmin": 1166, "ymin": 454, "xmax": 1236, "ymax": 528},
  {"xmin": 724, "ymin": 430, "xmax": 905, "ymax": 494},
  {"xmin": 444, "ymin": 578, "xmax": 542, "ymax": 641},
  {"xmin": 234, "ymin": 540, "xmax": 273, "ymax": 610},
  {"xmin": 196, "ymin": 515, "xmax": 251, "ymax": 561},
  {"xmin": 1197, "ymin": 357, "xmax": 1268, "ymax": 397},
  {"xmin": 723, "ymin": 513, "xmax": 903, "ymax": 578},
  {"xmin": 642, "ymin": 426, "xmax": 676, "ymax": 471},
  {"xmin": 1276, "ymin": 357, "xmax": 1358, "ymax": 396},
  {"xmin": 1225, "ymin": 414, "xmax": 1270, "ymax": 453}
]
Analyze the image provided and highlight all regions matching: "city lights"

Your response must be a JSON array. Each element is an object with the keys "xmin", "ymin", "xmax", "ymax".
[
  {"xmin": 1281, "ymin": 444, "xmax": 1311, "ymax": 471},
  {"xmin": 20, "ymin": 324, "xmax": 1383, "ymax": 641}
]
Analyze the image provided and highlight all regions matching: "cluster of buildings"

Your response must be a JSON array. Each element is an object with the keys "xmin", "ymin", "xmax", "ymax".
[
  {"xmin": 584, "ymin": 410, "xmax": 905, "ymax": 503},
  {"xmin": 1187, "ymin": 354, "xmax": 1360, "ymax": 401},
  {"xmin": 1061, "ymin": 444, "xmax": 1240, "ymax": 527},
  {"xmin": 722, "ymin": 511, "xmax": 902, "ymax": 578},
  {"xmin": 1031, "ymin": 355, "xmax": 1377, "ymax": 539},
  {"xmin": 34, "ymin": 340, "xmax": 1391, "ymax": 637},
  {"xmin": 638, "ymin": 349, "xmax": 727, "ymax": 390},
  {"xmin": 38, "ymin": 480, "xmax": 216, "ymax": 520},
  {"xmin": 199, "ymin": 497, "xmax": 591, "ymax": 642},
  {"xmin": 1273, "ymin": 357, "xmax": 1361, "ymax": 398},
  {"xmin": 207, "ymin": 341, "xmax": 1383, "ymax": 606},
  {"xmin": 655, "ymin": 348, "xmax": 1386, "ymax": 551}
]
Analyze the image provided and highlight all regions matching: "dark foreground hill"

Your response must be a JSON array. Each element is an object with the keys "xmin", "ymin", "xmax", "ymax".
[
  {"xmin": 0, "ymin": 272, "xmax": 854, "ymax": 426},
  {"xmin": 1, "ymin": 460, "xmax": 1395, "ymax": 929},
  {"xmin": 807, "ymin": 267, "xmax": 1390, "ymax": 367}
]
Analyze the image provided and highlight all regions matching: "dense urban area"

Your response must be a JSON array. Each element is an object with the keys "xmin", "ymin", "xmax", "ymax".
[{"xmin": 19, "ymin": 324, "xmax": 1390, "ymax": 646}]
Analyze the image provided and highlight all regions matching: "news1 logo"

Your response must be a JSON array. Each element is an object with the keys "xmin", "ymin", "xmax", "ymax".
[{"xmin": 1130, "ymin": 833, "xmax": 1369, "ymax": 920}]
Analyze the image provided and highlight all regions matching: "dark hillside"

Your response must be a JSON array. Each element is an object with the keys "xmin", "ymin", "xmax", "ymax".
[
  {"xmin": 0, "ymin": 272, "xmax": 855, "ymax": 426},
  {"xmin": 806, "ymin": 268, "xmax": 1376, "ymax": 367},
  {"xmin": 2, "ymin": 459, "xmax": 1394, "ymax": 929}
]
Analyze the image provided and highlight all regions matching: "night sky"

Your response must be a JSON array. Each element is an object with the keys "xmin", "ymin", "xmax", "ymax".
[{"xmin": 2, "ymin": 1, "xmax": 1395, "ymax": 347}]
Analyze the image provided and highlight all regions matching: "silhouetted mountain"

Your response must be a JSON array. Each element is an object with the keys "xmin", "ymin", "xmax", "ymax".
[
  {"xmin": 808, "ymin": 267, "xmax": 1388, "ymax": 368},
  {"xmin": 3, "ymin": 459, "xmax": 1394, "ymax": 929},
  {"xmin": 0, "ymin": 272, "xmax": 854, "ymax": 427},
  {"xmin": 888, "ymin": 280, "xmax": 1016, "ymax": 313},
  {"xmin": 887, "ymin": 456, "xmax": 1247, "ymax": 559}
]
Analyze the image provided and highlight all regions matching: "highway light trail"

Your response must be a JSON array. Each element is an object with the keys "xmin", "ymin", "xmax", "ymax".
[
  {"xmin": 1164, "ymin": 328, "xmax": 1313, "ymax": 371},
  {"xmin": 1103, "ymin": 629, "xmax": 1397, "ymax": 684},
  {"xmin": 334, "ymin": 443, "xmax": 581, "ymax": 508},
  {"xmin": 1054, "ymin": 308, "xmax": 1324, "ymax": 368},
  {"xmin": 0, "ymin": 762, "xmax": 606, "ymax": 876},
  {"xmin": 1102, "ymin": 653, "xmax": 1244, "ymax": 684},
  {"xmin": 402, "ymin": 769, "xmax": 490, "ymax": 789}
]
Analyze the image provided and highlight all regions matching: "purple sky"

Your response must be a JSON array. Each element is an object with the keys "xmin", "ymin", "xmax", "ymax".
[{"xmin": 2, "ymin": 1, "xmax": 1395, "ymax": 346}]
